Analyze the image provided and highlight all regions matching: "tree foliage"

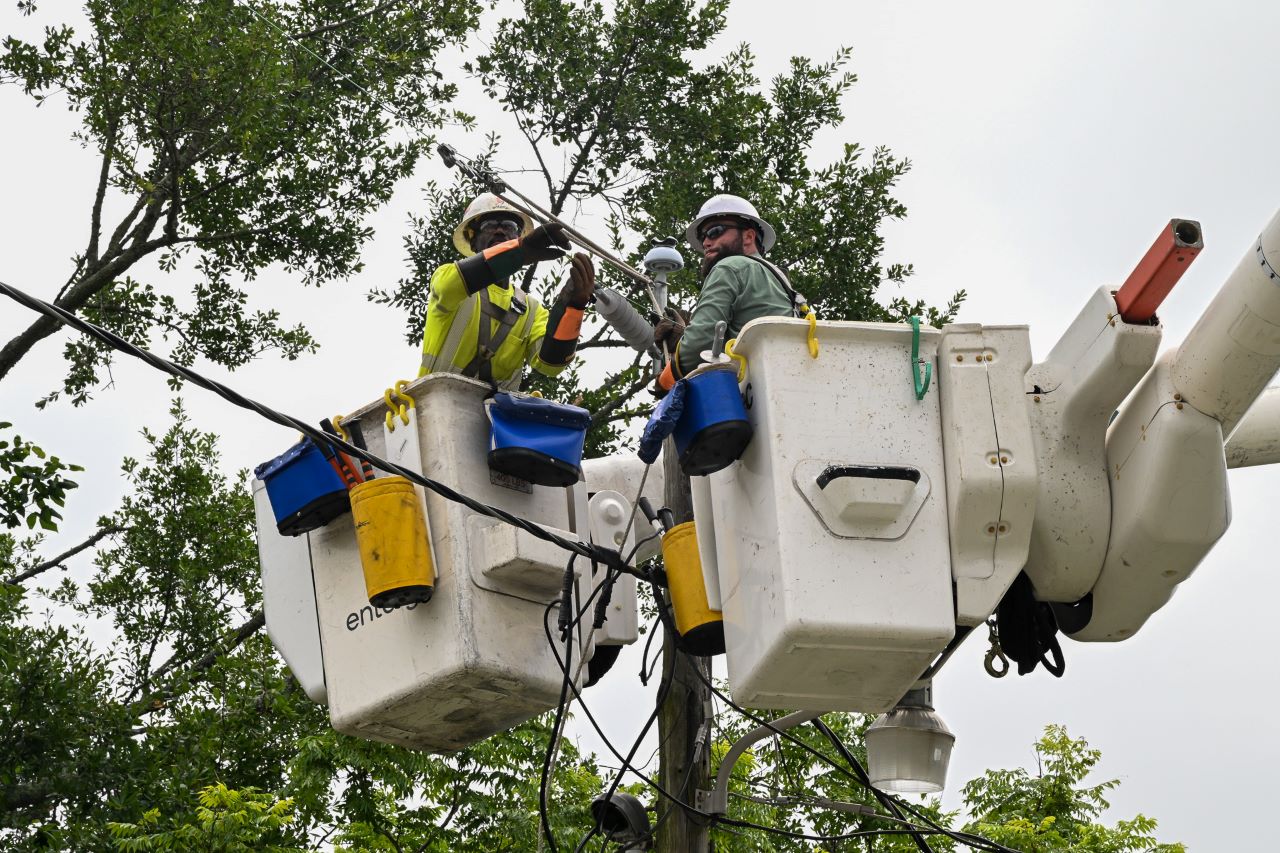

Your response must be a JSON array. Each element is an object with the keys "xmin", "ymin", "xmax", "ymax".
[
  {"xmin": 960, "ymin": 726, "xmax": 1186, "ymax": 853},
  {"xmin": 0, "ymin": 0, "xmax": 481, "ymax": 401},
  {"xmin": 374, "ymin": 0, "xmax": 961, "ymax": 456},
  {"xmin": 0, "ymin": 403, "xmax": 321, "ymax": 850},
  {"xmin": 0, "ymin": 422, "xmax": 81, "ymax": 531},
  {"xmin": 0, "ymin": 3, "xmax": 1185, "ymax": 852},
  {"xmin": 107, "ymin": 784, "xmax": 302, "ymax": 853},
  {"xmin": 0, "ymin": 405, "xmax": 612, "ymax": 851}
]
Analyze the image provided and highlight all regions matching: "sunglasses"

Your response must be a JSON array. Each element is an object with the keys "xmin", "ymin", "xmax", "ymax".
[
  {"xmin": 698, "ymin": 222, "xmax": 743, "ymax": 242},
  {"xmin": 475, "ymin": 218, "xmax": 522, "ymax": 236}
]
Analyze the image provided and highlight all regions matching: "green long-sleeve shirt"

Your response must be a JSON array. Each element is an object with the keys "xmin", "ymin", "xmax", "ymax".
[{"xmin": 673, "ymin": 254, "xmax": 794, "ymax": 377}]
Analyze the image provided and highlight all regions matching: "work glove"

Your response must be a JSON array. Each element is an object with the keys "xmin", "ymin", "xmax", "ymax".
[
  {"xmin": 560, "ymin": 252, "xmax": 595, "ymax": 308},
  {"xmin": 653, "ymin": 308, "xmax": 689, "ymax": 349},
  {"xmin": 457, "ymin": 221, "xmax": 572, "ymax": 292},
  {"xmin": 520, "ymin": 222, "xmax": 571, "ymax": 263}
]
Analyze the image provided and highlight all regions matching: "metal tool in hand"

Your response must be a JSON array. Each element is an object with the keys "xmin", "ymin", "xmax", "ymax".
[{"xmin": 438, "ymin": 144, "xmax": 665, "ymax": 316}]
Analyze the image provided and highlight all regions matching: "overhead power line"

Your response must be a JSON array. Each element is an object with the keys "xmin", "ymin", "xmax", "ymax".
[{"xmin": 0, "ymin": 278, "xmax": 626, "ymax": 570}]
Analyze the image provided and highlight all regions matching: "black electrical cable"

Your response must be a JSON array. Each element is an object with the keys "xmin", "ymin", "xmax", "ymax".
[
  {"xmin": 541, "ymin": 568, "xmax": 579, "ymax": 853},
  {"xmin": 894, "ymin": 795, "xmax": 1019, "ymax": 853},
  {"xmin": 606, "ymin": 622, "xmax": 673, "ymax": 790},
  {"xmin": 542, "ymin": 607, "xmax": 963, "ymax": 850},
  {"xmin": 557, "ymin": 534, "xmax": 661, "ymax": 679},
  {"xmin": 555, "ymin": 563, "xmax": 1005, "ymax": 851},
  {"xmin": 557, "ymin": 555, "xmax": 581, "ymax": 635},
  {"xmin": 0, "ymin": 279, "xmax": 632, "ymax": 572},
  {"xmin": 810, "ymin": 718, "xmax": 1020, "ymax": 853},
  {"xmin": 581, "ymin": 620, "xmax": 675, "ymax": 852},
  {"xmin": 810, "ymin": 717, "xmax": 934, "ymax": 853},
  {"xmin": 686, "ymin": 666, "xmax": 1014, "ymax": 853},
  {"xmin": 636, "ymin": 605, "xmax": 666, "ymax": 685},
  {"xmin": 571, "ymin": 826, "xmax": 598, "ymax": 853}
]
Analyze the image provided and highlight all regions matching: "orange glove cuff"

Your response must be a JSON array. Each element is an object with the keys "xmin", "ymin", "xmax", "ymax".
[
  {"xmin": 658, "ymin": 361, "xmax": 676, "ymax": 391},
  {"xmin": 553, "ymin": 305, "xmax": 584, "ymax": 341}
]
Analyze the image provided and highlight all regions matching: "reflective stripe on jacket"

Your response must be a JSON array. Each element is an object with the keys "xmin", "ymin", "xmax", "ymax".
[{"xmin": 418, "ymin": 262, "xmax": 568, "ymax": 390}]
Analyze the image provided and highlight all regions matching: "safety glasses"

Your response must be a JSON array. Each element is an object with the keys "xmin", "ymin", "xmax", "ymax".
[
  {"xmin": 475, "ymin": 218, "xmax": 522, "ymax": 237},
  {"xmin": 698, "ymin": 222, "xmax": 742, "ymax": 242}
]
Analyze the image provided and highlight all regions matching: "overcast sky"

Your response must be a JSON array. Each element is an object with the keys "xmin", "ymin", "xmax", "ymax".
[{"xmin": 4, "ymin": 2, "xmax": 1280, "ymax": 849}]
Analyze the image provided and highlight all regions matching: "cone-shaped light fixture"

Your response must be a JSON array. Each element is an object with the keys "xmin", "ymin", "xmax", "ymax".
[{"xmin": 865, "ymin": 683, "xmax": 955, "ymax": 793}]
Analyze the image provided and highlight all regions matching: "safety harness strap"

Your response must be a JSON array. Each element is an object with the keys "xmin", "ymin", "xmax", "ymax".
[
  {"xmin": 462, "ymin": 287, "xmax": 538, "ymax": 390},
  {"xmin": 745, "ymin": 255, "xmax": 808, "ymax": 319}
]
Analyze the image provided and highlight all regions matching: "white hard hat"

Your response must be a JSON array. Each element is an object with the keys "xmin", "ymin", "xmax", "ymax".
[
  {"xmin": 685, "ymin": 194, "xmax": 776, "ymax": 255},
  {"xmin": 453, "ymin": 193, "xmax": 535, "ymax": 257}
]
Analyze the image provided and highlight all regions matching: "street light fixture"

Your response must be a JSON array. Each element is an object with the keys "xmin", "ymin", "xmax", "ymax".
[{"xmin": 865, "ymin": 683, "xmax": 955, "ymax": 794}]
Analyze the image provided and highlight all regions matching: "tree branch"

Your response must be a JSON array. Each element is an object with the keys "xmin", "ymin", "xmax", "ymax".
[
  {"xmin": 551, "ymin": 34, "xmax": 642, "ymax": 215},
  {"xmin": 105, "ymin": 192, "xmax": 149, "ymax": 258},
  {"xmin": 3, "ymin": 525, "xmax": 125, "ymax": 586},
  {"xmin": 589, "ymin": 360, "xmax": 651, "ymax": 426},
  {"xmin": 87, "ymin": 110, "xmax": 121, "ymax": 267},
  {"xmin": 130, "ymin": 609, "xmax": 266, "ymax": 718},
  {"xmin": 415, "ymin": 786, "xmax": 466, "ymax": 853},
  {"xmin": 577, "ymin": 338, "xmax": 634, "ymax": 351},
  {"xmin": 0, "ymin": 777, "xmax": 67, "ymax": 819},
  {"xmin": 153, "ymin": 225, "xmax": 274, "ymax": 249},
  {"xmin": 0, "ymin": 220, "xmax": 161, "ymax": 383},
  {"xmin": 296, "ymin": 0, "xmax": 404, "ymax": 39}
]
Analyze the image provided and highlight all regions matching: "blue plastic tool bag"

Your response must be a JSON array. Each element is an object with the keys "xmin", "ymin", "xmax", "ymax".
[
  {"xmin": 485, "ymin": 392, "xmax": 592, "ymax": 487},
  {"xmin": 673, "ymin": 364, "xmax": 752, "ymax": 476},
  {"xmin": 255, "ymin": 439, "xmax": 350, "ymax": 536},
  {"xmin": 638, "ymin": 379, "xmax": 687, "ymax": 464}
]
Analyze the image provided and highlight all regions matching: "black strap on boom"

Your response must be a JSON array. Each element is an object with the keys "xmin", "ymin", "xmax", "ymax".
[{"xmin": 995, "ymin": 570, "xmax": 1066, "ymax": 677}]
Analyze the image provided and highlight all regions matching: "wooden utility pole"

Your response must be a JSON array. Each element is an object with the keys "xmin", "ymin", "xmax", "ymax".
[{"xmin": 655, "ymin": 438, "xmax": 711, "ymax": 852}]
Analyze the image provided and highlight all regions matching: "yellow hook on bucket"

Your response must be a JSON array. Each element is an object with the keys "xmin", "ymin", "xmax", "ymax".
[
  {"xmin": 724, "ymin": 338, "xmax": 748, "ymax": 383},
  {"xmin": 331, "ymin": 414, "xmax": 351, "ymax": 443},
  {"xmin": 804, "ymin": 308, "xmax": 819, "ymax": 359}
]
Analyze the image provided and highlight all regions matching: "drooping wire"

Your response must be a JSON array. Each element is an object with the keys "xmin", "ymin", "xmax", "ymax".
[
  {"xmin": 810, "ymin": 717, "xmax": 934, "ymax": 853},
  {"xmin": 686, "ymin": 658, "xmax": 1004, "ymax": 850},
  {"xmin": 571, "ymin": 617, "xmax": 676, "ymax": 853},
  {"xmin": 0, "ymin": 279, "xmax": 629, "ymax": 570},
  {"xmin": 550, "ymin": 586, "xmax": 978, "ymax": 849},
  {"xmin": 687, "ymin": 665, "xmax": 1016, "ymax": 853},
  {"xmin": 540, "ymin": 607, "xmax": 964, "ymax": 849},
  {"xmin": 638, "ymin": 612, "xmax": 662, "ymax": 685},
  {"xmin": 810, "ymin": 718, "xmax": 1016, "ymax": 853},
  {"xmin": 541, "ymin": 580, "xmax": 578, "ymax": 853}
]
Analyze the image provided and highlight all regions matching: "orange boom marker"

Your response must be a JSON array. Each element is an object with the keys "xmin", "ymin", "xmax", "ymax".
[{"xmin": 1114, "ymin": 219, "xmax": 1204, "ymax": 324}]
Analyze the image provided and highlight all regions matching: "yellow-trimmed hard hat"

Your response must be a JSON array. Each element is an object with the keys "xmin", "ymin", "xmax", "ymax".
[
  {"xmin": 453, "ymin": 193, "xmax": 535, "ymax": 257},
  {"xmin": 685, "ymin": 194, "xmax": 776, "ymax": 255}
]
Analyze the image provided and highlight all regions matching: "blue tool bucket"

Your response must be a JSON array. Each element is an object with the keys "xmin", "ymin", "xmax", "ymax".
[
  {"xmin": 486, "ymin": 392, "xmax": 592, "ymax": 487},
  {"xmin": 255, "ymin": 439, "xmax": 350, "ymax": 536},
  {"xmin": 673, "ymin": 364, "xmax": 752, "ymax": 476}
]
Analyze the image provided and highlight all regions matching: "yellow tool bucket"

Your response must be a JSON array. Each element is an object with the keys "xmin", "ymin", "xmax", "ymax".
[
  {"xmin": 661, "ymin": 521, "xmax": 724, "ymax": 656},
  {"xmin": 349, "ymin": 476, "xmax": 434, "ymax": 609}
]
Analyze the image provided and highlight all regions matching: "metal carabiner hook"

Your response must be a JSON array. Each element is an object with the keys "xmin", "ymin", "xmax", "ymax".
[{"xmin": 983, "ymin": 619, "xmax": 1010, "ymax": 678}]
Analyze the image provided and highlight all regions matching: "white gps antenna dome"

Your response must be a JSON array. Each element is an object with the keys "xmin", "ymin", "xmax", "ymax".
[
  {"xmin": 643, "ymin": 238, "xmax": 683, "ymax": 314},
  {"xmin": 643, "ymin": 237, "xmax": 684, "ymax": 275}
]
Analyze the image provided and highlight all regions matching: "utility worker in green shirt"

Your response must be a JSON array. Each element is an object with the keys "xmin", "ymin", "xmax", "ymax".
[
  {"xmin": 419, "ymin": 193, "xmax": 595, "ymax": 390},
  {"xmin": 654, "ymin": 194, "xmax": 804, "ymax": 391}
]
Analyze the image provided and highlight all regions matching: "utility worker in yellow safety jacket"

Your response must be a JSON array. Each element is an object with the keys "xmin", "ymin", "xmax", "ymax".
[{"xmin": 418, "ymin": 193, "xmax": 595, "ymax": 390}]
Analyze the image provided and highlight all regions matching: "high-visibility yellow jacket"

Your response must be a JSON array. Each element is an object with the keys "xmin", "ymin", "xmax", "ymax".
[{"xmin": 417, "ymin": 261, "xmax": 584, "ymax": 390}]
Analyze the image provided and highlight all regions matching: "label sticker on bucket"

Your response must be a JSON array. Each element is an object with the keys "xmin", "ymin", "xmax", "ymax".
[{"xmin": 490, "ymin": 469, "xmax": 533, "ymax": 494}]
